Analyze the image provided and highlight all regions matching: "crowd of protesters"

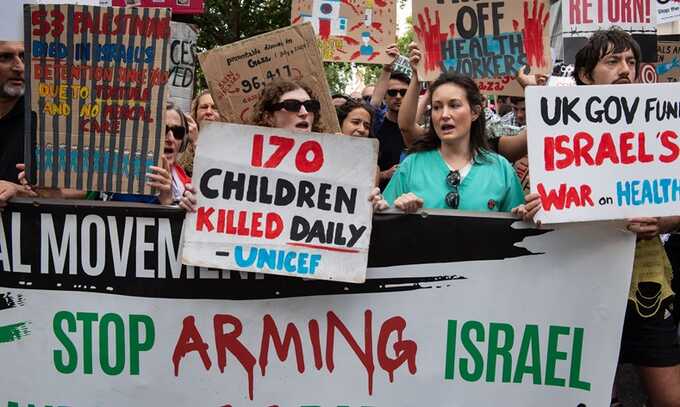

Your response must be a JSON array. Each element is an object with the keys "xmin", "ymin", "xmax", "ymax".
[{"xmin": 1, "ymin": 26, "xmax": 680, "ymax": 406}]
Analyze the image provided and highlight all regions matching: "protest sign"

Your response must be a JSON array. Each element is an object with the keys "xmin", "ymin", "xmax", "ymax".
[
  {"xmin": 0, "ymin": 199, "xmax": 635, "ymax": 405},
  {"xmin": 291, "ymin": 0, "xmax": 397, "ymax": 64},
  {"xmin": 182, "ymin": 122, "xmax": 377, "ymax": 283},
  {"xmin": 562, "ymin": 0, "xmax": 657, "ymax": 64},
  {"xmin": 657, "ymin": 41, "xmax": 680, "ymax": 83},
  {"xmin": 657, "ymin": 0, "xmax": 680, "ymax": 24},
  {"xmin": 111, "ymin": 0, "xmax": 204, "ymax": 14},
  {"xmin": 24, "ymin": 4, "xmax": 171, "ymax": 194},
  {"xmin": 168, "ymin": 21, "xmax": 198, "ymax": 112},
  {"xmin": 412, "ymin": 0, "xmax": 552, "ymax": 91},
  {"xmin": 199, "ymin": 23, "xmax": 341, "ymax": 133},
  {"xmin": 526, "ymin": 83, "xmax": 680, "ymax": 224}
]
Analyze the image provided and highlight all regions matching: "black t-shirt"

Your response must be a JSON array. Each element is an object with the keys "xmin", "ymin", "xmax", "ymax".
[
  {"xmin": 376, "ymin": 116, "xmax": 405, "ymax": 189},
  {"xmin": 0, "ymin": 97, "xmax": 25, "ymax": 182}
]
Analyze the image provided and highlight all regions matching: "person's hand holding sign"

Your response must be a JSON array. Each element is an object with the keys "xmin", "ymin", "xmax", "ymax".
[
  {"xmin": 179, "ymin": 184, "xmax": 198, "ymax": 213},
  {"xmin": 512, "ymin": 193, "xmax": 542, "ymax": 225},
  {"xmin": 147, "ymin": 155, "xmax": 173, "ymax": 205}
]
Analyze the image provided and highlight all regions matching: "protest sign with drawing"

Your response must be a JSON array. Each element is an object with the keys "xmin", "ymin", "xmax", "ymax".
[
  {"xmin": 24, "ymin": 4, "xmax": 170, "ymax": 194},
  {"xmin": 412, "ymin": 0, "xmax": 551, "ymax": 96},
  {"xmin": 562, "ymin": 0, "xmax": 657, "ymax": 64},
  {"xmin": 657, "ymin": 41, "xmax": 680, "ymax": 83},
  {"xmin": 527, "ymin": 83, "xmax": 680, "ymax": 224},
  {"xmin": 168, "ymin": 21, "xmax": 198, "ymax": 112},
  {"xmin": 291, "ymin": 0, "xmax": 397, "ymax": 64},
  {"xmin": 199, "ymin": 23, "xmax": 340, "ymax": 133},
  {"xmin": 182, "ymin": 122, "xmax": 378, "ymax": 283}
]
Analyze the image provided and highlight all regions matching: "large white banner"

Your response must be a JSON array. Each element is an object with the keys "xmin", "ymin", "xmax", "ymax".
[
  {"xmin": 182, "ymin": 123, "xmax": 378, "ymax": 283},
  {"xmin": 0, "ymin": 200, "xmax": 635, "ymax": 406},
  {"xmin": 168, "ymin": 22, "xmax": 198, "ymax": 113},
  {"xmin": 527, "ymin": 83, "xmax": 680, "ymax": 223},
  {"xmin": 657, "ymin": 0, "xmax": 680, "ymax": 24}
]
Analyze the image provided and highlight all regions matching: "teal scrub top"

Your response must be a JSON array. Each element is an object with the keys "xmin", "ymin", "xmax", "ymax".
[{"xmin": 383, "ymin": 149, "xmax": 525, "ymax": 212}]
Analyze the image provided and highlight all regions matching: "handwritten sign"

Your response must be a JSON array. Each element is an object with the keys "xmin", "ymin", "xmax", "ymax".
[
  {"xmin": 657, "ymin": 0, "xmax": 680, "ymax": 24},
  {"xmin": 168, "ymin": 21, "xmax": 197, "ymax": 112},
  {"xmin": 291, "ymin": 0, "xmax": 397, "ymax": 64},
  {"xmin": 111, "ymin": 0, "xmax": 204, "ymax": 14},
  {"xmin": 657, "ymin": 41, "xmax": 680, "ymax": 83},
  {"xmin": 199, "ymin": 23, "xmax": 340, "ymax": 133},
  {"xmin": 182, "ymin": 122, "xmax": 377, "ymax": 283},
  {"xmin": 562, "ymin": 0, "xmax": 657, "ymax": 64},
  {"xmin": 24, "ymin": 4, "xmax": 170, "ymax": 194},
  {"xmin": 527, "ymin": 83, "xmax": 680, "ymax": 223},
  {"xmin": 412, "ymin": 0, "xmax": 552, "ymax": 93}
]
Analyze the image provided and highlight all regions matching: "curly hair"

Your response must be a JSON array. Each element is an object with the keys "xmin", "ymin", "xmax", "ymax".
[
  {"xmin": 336, "ymin": 98, "xmax": 375, "ymax": 137},
  {"xmin": 251, "ymin": 79, "xmax": 325, "ymax": 132},
  {"xmin": 410, "ymin": 71, "xmax": 490, "ymax": 162}
]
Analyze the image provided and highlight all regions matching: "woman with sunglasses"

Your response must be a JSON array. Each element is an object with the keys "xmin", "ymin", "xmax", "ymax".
[
  {"xmin": 251, "ymin": 79, "xmax": 324, "ymax": 133},
  {"xmin": 373, "ymin": 68, "xmax": 524, "ymax": 214}
]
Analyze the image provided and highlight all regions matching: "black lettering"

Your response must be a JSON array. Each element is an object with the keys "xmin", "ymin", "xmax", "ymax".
[
  {"xmin": 335, "ymin": 187, "xmax": 357, "ymax": 214},
  {"xmin": 222, "ymin": 171, "xmax": 245, "ymax": 200},
  {"xmin": 199, "ymin": 168, "xmax": 222, "ymax": 199},
  {"xmin": 274, "ymin": 178, "xmax": 295, "ymax": 206},
  {"xmin": 297, "ymin": 181, "xmax": 316, "ymax": 209},
  {"xmin": 289, "ymin": 216, "xmax": 309, "ymax": 242},
  {"xmin": 317, "ymin": 183, "xmax": 332, "ymax": 211}
]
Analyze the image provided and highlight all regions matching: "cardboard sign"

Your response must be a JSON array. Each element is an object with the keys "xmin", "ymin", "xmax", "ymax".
[
  {"xmin": 0, "ymin": 199, "xmax": 635, "ymax": 406},
  {"xmin": 198, "ymin": 23, "xmax": 341, "ymax": 133},
  {"xmin": 111, "ymin": 0, "xmax": 204, "ymax": 14},
  {"xmin": 24, "ymin": 4, "xmax": 170, "ymax": 194},
  {"xmin": 291, "ymin": 0, "xmax": 397, "ymax": 64},
  {"xmin": 412, "ymin": 0, "xmax": 552, "ymax": 86},
  {"xmin": 168, "ymin": 21, "xmax": 197, "ymax": 112},
  {"xmin": 657, "ymin": 0, "xmax": 680, "ymax": 24},
  {"xmin": 182, "ymin": 122, "xmax": 377, "ymax": 283},
  {"xmin": 562, "ymin": 0, "xmax": 657, "ymax": 64},
  {"xmin": 526, "ymin": 83, "xmax": 680, "ymax": 223},
  {"xmin": 657, "ymin": 41, "xmax": 680, "ymax": 83}
]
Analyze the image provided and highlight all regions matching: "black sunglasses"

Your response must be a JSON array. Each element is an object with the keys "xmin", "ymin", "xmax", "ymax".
[
  {"xmin": 269, "ymin": 99, "xmax": 321, "ymax": 114},
  {"xmin": 166, "ymin": 125, "xmax": 186, "ymax": 140},
  {"xmin": 445, "ymin": 170, "xmax": 460, "ymax": 209},
  {"xmin": 386, "ymin": 89, "xmax": 407, "ymax": 97}
]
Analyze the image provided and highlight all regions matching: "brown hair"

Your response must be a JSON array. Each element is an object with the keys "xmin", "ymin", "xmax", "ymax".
[
  {"xmin": 251, "ymin": 79, "xmax": 325, "ymax": 132},
  {"xmin": 190, "ymin": 90, "xmax": 212, "ymax": 127}
]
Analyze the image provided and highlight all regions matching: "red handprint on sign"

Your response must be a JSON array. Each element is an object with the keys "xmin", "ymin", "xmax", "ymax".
[
  {"xmin": 512, "ymin": 0, "xmax": 549, "ymax": 68},
  {"xmin": 414, "ymin": 7, "xmax": 449, "ymax": 73}
]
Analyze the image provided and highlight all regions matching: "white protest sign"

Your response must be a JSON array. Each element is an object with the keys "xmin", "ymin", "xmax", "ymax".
[
  {"xmin": 657, "ymin": 0, "xmax": 680, "ymax": 24},
  {"xmin": 527, "ymin": 83, "xmax": 680, "ymax": 224},
  {"xmin": 168, "ymin": 21, "xmax": 198, "ymax": 113},
  {"xmin": 182, "ymin": 122, "xmax": 378, "ymax": 283}
]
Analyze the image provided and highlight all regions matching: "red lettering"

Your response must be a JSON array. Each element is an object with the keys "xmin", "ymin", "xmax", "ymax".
[
  {"xmin": 214, "ymin": 314, "xmax": 257, "ymax": 400},
  {"xmin": 620, "ymin": 131, "xmax": 636, "ymax": 164},
  {"xmin": 580, "ymin": 184, "xmax": 594, "ymax": 207},
  {"xmin": 377, "ymin": 316, "xmax": 417, "ymax": 382},
  {"xmin": 538, "ymin": 183, "xmax": 566, "ymax": 211},
  {"xmin": 660, "ymin": 130, "xmax": 680, "ymax": 163},
  {"xmin": 217, "ymin": 208, "xmax": 226, "ymax": 233},
  {"xmin": 594, "ymin": 132, "xmax": 619, "ymax": 165},
  {"xmin": 172, "ymin": 316, "xmax": 212, "ymax": 376},
  {"xmin": 226, "ymin": 210, "xmax": 237, "ymax": 234},
  {"xmin": 196, "ymin": 206, "xmax": 214, "ymax": 232},
  {"xmin": 80, "ymin": 119, "xmax": 90, "ymax": 132},
  {"xmin": 265, "ymin": 213, "xmax": 283, "ymax": 239},
  {"xmin": 573, "ymin": 131, "xmax": 594, "ymax": 167},
  {"xmin": 259, "ymin": 315, "xmax": 305, "ymax": 376},
  {"xmin": 264, "ymin": 136, "xmax": 295, "ymax": 168},
  {"xmin": 251, "ymin": 212, "xmax": 263, "ymax": 238},
  {"xmin": 308, "ymin": 319, "xmax": 324, "ymax": 370},
  {"xmin": 326, "ymin": 310, "xmax": 375, "ymax": 395},
  {"xmin": 544, "ymin": 136, "xmax": 556, "ymax": 171},
  {"xmin": 569, "ymin": 0, "xmax": 582, "ymax": 24},
  {"xmin": 49, "ymin": 9, "xmax": 65, "ymax": 37},
  {"xmin": 251, "ymin": 134, "xmax": 264, "ymax": 167},
  {"xmin": 31, "ymin": 10, "xmax": 49, "ymax": 36},
  {"xmin": 295, "ymin": 140, "xmax": 324, "ymax": 173},
  {"xmin": 637, "ymin": 132, "xmax": 654, "ymax": 163},
  {"xmin": 237, "ymin": 211, "xmax": 251, "ymax": 236},
  {"xmin": 555, "ymin": 135, "xmax": 575, "ymax": 170}
]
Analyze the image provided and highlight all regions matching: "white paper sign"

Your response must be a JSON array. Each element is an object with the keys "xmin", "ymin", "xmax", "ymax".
[
  {"xmin": 657, "ymin": 0, "xmax": 680, "ymax": 24},
  {"xmin": 181, "ymin": 122, "xmax": 378, "ymax": 283},
  {"xmin": 168, "ymin": 21, "xmax": 197, "ymax": 112},
  {"xmin": 527, "ymin": 83, "xmax": 680, "ymax": 223}
]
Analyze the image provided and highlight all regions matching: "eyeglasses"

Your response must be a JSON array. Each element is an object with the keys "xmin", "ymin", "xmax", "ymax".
[
  {"xmin": 268, "ymin": 99, "xmax": 321, "ymax": 114},
  {"xmin": 166, "ymin": 125, "xmax": 186, "ymax": 140},
  {"xmin": 386, "ymin": 89, "xmax": 407, "ymax": 97},
  {"xmin": 445, "ymin": 170, "xmax": 460, "ymax": 209}
]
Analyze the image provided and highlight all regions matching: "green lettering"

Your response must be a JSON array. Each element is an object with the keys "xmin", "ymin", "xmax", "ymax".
[
  {"xmin": 99, "ymin": 313, "xmax": 125, "ymax": 375},
  {"xmin": 53, "ymin": 311, "xmax": 77, "ymax": 374},
  {"xmin": 444, "ymin": 320, "xmax": 458, "ymax": 380},
  {"xmin": 486, "ymin": 322, "xmax": 514, "ymax": 382},
  {"xmin": 76, "ymin": 312, "xmax": 98, "ymax": 374},
  {"xmin": 513, "ymin": 324, "xmax": 542, "ymax": 385},
  {"xmin": 459, "ymin": 321, "xmax": 484, "ymax": 381},
  {"xmin": 545, "ymin": 325, "xmax": 570, "ymax": 387},
  {"xmin": 569, "ymin": 327, "xmax": 591, "ymax": 391},
  {"xmin": 129, "ymin": 314, "xmax": 155, "ymax": 375}
]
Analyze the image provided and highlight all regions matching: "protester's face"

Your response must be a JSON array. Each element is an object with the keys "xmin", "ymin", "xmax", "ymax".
[
  {"xmin": 164, "ymin": 110, "xmax": 184, "ymax": 166},
  {"xmin": 185, "ymin": 113, "xmax": 198, "ymax": 144},
  {"xmin": 511, "ymin": 100, "xmax": 526, "ymax": 126},
  {"xmin": 385, "ymin": 79, "xmax": 408, "ymax": 112},
  {"xmin": 341, "ymin": 107, "xmax": 371, "ymax": 138},
  {"xmin": 196, "ymin": 93, "xmax": 220, "ymax": 123},
  {"xmin": 431, "ymin": 83, "xmax": 478, "ymax": 144},
  {"xmin": 361, "ymin": 85, "xmax": 375, "ymax": 102},
  {"xmin": 0, "ymin": 42, "xmax": 25, "ymax": 99},
  {"xmin": 267, "ymin": 88, "xmax": 316, "ymax": 132},
  {"xmin": 580, "ymin": 47, "xmax": 637, "ymax": 85}
]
